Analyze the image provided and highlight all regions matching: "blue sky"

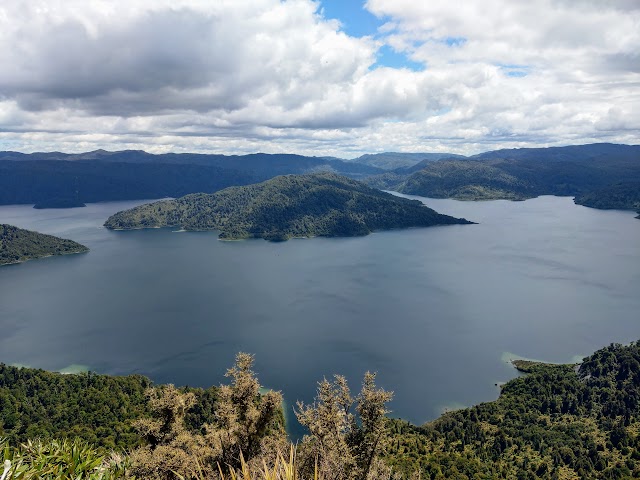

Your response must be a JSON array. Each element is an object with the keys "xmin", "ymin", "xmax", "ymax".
[
  {"xmin": 319, "ymin": 1, "xmax": 381, "ymax": 38},
  {"xmin": 319, "ymin": 0, "xmax": 423, "ymax": 71}
]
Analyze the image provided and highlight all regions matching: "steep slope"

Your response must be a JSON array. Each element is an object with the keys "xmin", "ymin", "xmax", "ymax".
[
  {"xmin": 104, "ymin": 173, "xmax": 473, "ymax": 240},
  {"xmin": 0, "ymin": 225, "xmax": 88, "ymax": 265}
]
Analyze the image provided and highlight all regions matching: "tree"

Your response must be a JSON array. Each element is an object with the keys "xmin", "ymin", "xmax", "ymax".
[
  {"xmin": 130, "ymin": 385, "xmax": 213, "ymax": 479},
  {"xmin": 295, "ymin": 372, "xmax": 393, "ymax": 480},
  {"xmin": 204, "ymin": 352, "xmax": 285, "ymax": 471},
  {"xmin": 129, "ymin": 353, "xmax": 285, "ymax": 478}
]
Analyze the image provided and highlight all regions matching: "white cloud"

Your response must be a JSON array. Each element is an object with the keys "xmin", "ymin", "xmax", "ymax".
[{"xmin": 0, "ymin": 0, "xmax": 637, "ymax": 157}]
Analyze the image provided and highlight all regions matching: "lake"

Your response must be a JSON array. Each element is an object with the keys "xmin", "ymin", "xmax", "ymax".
[{"xmin": 1, "ymin": 195, "xmax": 639, "ymax": 437}]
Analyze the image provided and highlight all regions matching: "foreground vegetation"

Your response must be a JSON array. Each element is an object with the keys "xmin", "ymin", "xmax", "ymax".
[
  {"xmin": 0, "ymin": 225, "xmax": 88, "ymax": 266},
  {"xmin": 1, "ymin": 341, "xmax": 639, "ymax": 479},
  {"xmin": 104, "ymin": 173, "xmax": 472, "ymax": 241}
]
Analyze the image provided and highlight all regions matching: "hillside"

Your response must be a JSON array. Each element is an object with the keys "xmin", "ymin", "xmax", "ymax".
[
  {"xmin": 347, "ymin": 152, "xmax": 465, "ymax": 170},
  {"xmin": 402, "ymin": 159, "xmax": 533, "ymax": 200},
  {"xmin": 0, "ymin": 160, "xmax": 256, "ymax": 206},
  {"xmin": 384, "ymin": 341, "xmax": 640, "ymax": 479},
  {"xmin": 0, "ymin": 225, "xmax": 88, "ymax": 265},
  {"xmin": 0, "ymin": 363, "xmax": 220, "ymax": 450},
  {"xmin": 574, "ymin": 182, "xmax": 640, "ymax": 218},
  {"xmin": 366, "ymin": 144, "xmax": 640, "ymax": 214},
  {"xmin": 104, "ymin": 173, "xmax": 473, "ymax": 240},
  {"xmin": 0, "ymin": 151, "xmax": 382, "ymax": 207}
]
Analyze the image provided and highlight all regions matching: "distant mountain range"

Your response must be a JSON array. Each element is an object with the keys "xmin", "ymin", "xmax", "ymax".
[
  {"xmin": 1, "ymin": 143, "xmax": 638, "ymax": 217},
  {"xmin": 344, "ymin": 152, "xmax": 465, "ymax": 170},
  {"xmin": 104, "ymin": 173, "xmax": 472, "ymax": 241},
  {"xmin": 0, "ymin": 151, "xmax": 381, "ymax": 207}
]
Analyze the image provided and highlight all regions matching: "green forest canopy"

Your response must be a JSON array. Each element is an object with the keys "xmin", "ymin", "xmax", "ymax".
[
  {"xmin": 1, "ymin": 341, "xmax": 639, "ymax": 478},
  {"xmin": 104, "ymin": 172, "xmax": 472, "ymax": 241},
  {"xmin": 0, "ymin": 224, "xmax": 88, "ymax": 266}
]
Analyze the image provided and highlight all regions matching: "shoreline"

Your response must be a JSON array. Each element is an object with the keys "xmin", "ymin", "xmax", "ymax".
[{"xmin": 0, "ymin": 248, "xmax": 89, "ymax": 267}]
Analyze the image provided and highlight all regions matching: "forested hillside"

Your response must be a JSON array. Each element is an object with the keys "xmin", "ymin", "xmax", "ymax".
[
  {"xmin": 0, "ymin": 364, "xmax": 219, "ymax": 450},
  {"xmin": 104, "ymin": 173, "xmax": 472, "ymax": 240},
  {"xmin": 401, "ymin": 144, "xmax": 640, "ymax": 200},
  {"xmin": 574, "ymin": 182, "xmax": 640, "ymax": 218},
  {"xmin": 385, "ymin": 342, "xmax": 640, "ymax": 479},
  {"xmin": 0, "ymin": 341, "xmax": 639, "ymax": 479},
  {"xmin": 365, "ymin": 143, "xmax": 640, "ymax": 216},
  {"xmin": 0, "ymin": 224, "xmax": 88, "ymax": 265},
  {"xmin": 346, "ymin": 152, "xmax": 464, "ymax": 170},
  {"xmin": 0, "ymin": 160, "xmax": 256, "ymax": 206},
  {"xmin": 0, "ymin": 151, "xmax": 381, "ymax": 207}
]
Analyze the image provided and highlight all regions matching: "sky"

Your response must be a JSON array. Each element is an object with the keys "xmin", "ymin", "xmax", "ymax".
[{"xmin": 0, "ymin": 0, "xmax": 638, "ymax": 158}]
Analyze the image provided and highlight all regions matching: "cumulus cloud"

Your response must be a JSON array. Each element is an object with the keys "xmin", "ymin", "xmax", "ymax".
[{"xmin": 0, "ymin": 0, "xmax": 637, "ymax": 156}]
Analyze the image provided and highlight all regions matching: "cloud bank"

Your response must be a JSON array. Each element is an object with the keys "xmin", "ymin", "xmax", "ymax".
[{"xmin": 0, "ymin": 0, "xmax": 638, "ymax": 156}]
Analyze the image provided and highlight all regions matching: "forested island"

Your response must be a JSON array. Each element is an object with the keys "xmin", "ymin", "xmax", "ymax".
[
  {"xmin": 0, "ymin": 224, "xmax": 88, "ymax": 266},
  {"xmin": 104, "ymin": 173, "xmax": 473, "ymax": 241},
  {"xmin": 0, "ymin": 341, "xmax": 639, "ymax": 479}
]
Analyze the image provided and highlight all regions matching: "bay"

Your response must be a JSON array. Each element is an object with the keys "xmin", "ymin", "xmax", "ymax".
[{"xmin": 1, "ymin": 195, "xmax": 639, "ymax": 436}]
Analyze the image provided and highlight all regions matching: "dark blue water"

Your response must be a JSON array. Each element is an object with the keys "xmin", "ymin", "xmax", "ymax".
[{"xmin": 1, "ymin": 195, "xmax": 639, "ymax": 436}]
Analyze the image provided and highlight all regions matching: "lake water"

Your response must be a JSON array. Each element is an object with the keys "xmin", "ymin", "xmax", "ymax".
[{"xmin": 1, "ymin": 195, "xmax": 639, "ymax": 437}]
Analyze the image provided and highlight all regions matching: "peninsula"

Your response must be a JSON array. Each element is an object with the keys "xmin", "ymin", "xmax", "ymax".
[
  {"xmin": 0, "ymin": 224, "xmax": 89, "ymax": 266},
  {"xmin": 104, "ymin": 173, "xmax": 473, "ymax": 240}
]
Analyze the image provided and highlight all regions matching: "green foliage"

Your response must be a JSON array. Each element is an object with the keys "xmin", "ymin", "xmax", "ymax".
[
  {"xmin": 0, "ymin": 437, "xmax": 129, "ymax": 479},
  {"xmin": 104, "ymin": 173, "xmax": 472, "ymax": 240},
  {"xmin": 384, "ymin": 341, "xmax": 640, "ymax": 479},
  {"xmin": 0, "ymin": 364, "xmax": 218, "ymax": 451},
  {"xmin": 2, "ymin": 341, "xmax": 640, "ymax": 479},
  {"xmin": 401, "ymin": 160, "xmax": 532, "ymax": 200},
  {"xmin": 0, "ymin": 224, "xmax": 88, "ymax": 266}
]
